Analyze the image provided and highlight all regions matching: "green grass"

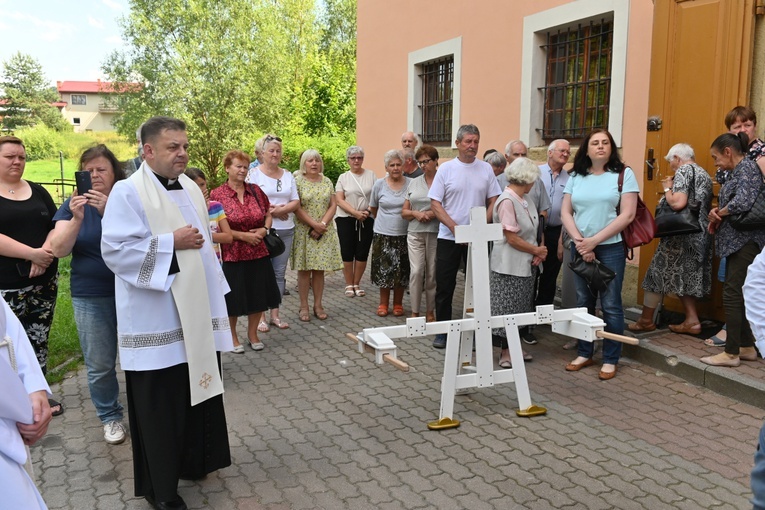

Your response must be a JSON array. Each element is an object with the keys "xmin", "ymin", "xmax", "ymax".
[
  {"xmin": 47, "ymin": 257, "xmax": 83, "ymax": 385},
  {"xmin": 23, "ymin": 158, "xmax": 79, "ymax": 205}
]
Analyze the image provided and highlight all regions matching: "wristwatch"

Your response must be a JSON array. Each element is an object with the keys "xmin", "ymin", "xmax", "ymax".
[{"xmin": 663, "ymin": 188, "xmax": 671, "ymax": 193}]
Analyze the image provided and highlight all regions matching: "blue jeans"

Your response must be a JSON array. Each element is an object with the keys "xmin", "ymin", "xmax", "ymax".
[
  {"xmin": 572, "ymin": 243, "xmax": 626, "ymax": 364},
  {"xmin": 72, "ymin": 296, "xmax": 123, "ymax": 424},
  {"xmin": 271, "ymin": 228, "xmax": 294, "ymax": 296}
]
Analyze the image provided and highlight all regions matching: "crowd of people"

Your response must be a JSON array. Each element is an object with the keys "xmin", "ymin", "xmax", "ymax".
[{"xmin": 3, "ymin": 107, "xmax": 765, "ymax": 508}]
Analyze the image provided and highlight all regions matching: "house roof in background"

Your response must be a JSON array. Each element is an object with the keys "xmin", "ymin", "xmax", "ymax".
[{"xmin": 56, "ymin": 80, "xmax": 140, "ymax": 94}]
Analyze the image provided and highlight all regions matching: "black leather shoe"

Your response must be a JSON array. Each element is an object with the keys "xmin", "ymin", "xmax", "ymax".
[{"xmin": 145, "ymin": 494, "xmax": 188, "ymax": 510}]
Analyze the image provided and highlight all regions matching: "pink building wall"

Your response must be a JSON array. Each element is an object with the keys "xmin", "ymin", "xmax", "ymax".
[{"xmin": 357, "ymin": 0, "xmax": 655, "ymax": 182}]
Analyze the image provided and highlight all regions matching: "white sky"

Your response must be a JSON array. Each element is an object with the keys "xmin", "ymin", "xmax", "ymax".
[{"xmin": 0, "ymin": 0, "xmax": 128, "ymax": 87}]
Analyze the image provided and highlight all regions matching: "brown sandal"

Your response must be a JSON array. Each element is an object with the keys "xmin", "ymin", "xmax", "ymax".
[
  {"xmin": 299, "ymin": 309, "xmax": 310, "ymax": 322},
  {"xmin": 628, "ymin": 318, "xmax": 656, "ymax": 332}
]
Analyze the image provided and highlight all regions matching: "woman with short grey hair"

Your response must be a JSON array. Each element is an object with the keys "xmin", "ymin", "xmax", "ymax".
[
  {"xmin": 629, "ymin": 143, "xmax": 713, "ymax": 335},
  {"xmin": 369, "ymin": 150, "xmax": 411, "ymax": 316},
  {"xmin": 336, "ymin": 145, "xmax": 376, "ymax": 297},
  {"xmin": 490, "ymin": 157, "xmax": 545, "ymax": 367}
]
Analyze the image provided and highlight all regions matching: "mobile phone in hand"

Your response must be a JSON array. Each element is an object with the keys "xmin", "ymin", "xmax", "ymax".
[{"xmin": 75, "ymin": 171, "xmax": 92, "ymax": 196}]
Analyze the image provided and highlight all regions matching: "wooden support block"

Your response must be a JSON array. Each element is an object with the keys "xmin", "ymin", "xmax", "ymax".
[
  {"xmin": 596, "ymin": 330, "xmax": 639, "ymax": 345},
  {"xmin": 382, "ymin": 354, "xmax": 409, "ymax": 372}
]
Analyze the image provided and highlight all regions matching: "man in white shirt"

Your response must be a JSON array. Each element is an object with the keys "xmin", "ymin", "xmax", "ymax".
[
  {"xmin": 101, "ymin": 116, "xmax": 233, "ymax": 510},
  {"xmin": 429, "ymin": 124, "xmax": 502, "ymax": 348}
]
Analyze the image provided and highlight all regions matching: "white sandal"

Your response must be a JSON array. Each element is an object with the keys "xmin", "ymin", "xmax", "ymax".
[
  {"xmin": 344, "ymin": 285, "xmax": 355, "ymax": 297},
  {"xmin": 353, "ymin": 285, "xmax": 366, "ymax": 297}
]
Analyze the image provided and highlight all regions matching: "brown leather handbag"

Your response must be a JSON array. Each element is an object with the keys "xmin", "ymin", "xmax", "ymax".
[{"xmin": 617, "ymin": 168, "xmax": 656, "ymax": 258}]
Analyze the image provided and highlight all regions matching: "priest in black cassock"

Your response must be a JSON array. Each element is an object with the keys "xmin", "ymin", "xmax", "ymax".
[{"xmin": 101, "ymin": 116, "xmax": 234, "ymax": 510}]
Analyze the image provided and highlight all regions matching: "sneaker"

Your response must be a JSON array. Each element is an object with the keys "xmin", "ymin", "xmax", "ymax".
[
  {"xmin": 521, "ymin": 331, "xmax": 538, "ymax": 345},
  {"xmin": 432, "ymin": 334, "xmax": 447, "ymax": 349},
  {"xmin": 104, "ymin": 420, "xmax": 127, "ymax": 445}
]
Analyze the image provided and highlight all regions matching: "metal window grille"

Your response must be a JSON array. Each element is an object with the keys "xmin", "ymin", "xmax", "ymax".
[
  {"xmin": 420, "ymin": 57, "xmax": 454, "ymax": 144},
  {"xmin": 539, "ymin": 20, "xmax": 613, "ymax": 141}
]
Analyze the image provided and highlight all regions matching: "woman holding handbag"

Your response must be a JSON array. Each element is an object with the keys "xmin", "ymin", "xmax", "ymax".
[
  {"xmin": 561, "ymin": 129, "xmax": 638, "ymax": 380},
  {"xmin": 629, "ymin": 143, "xmax": 713, "ymax": 334},
  {"xmin": 701, "ymin": 132, "xmax": 765, "ymax": 367},
  {"xmin": 246, "ymin": 134, "xmax": 298, "ymax": 332},
  {"xmin": 211, "ymin": 150, "xmax": 281, "ymax": 352}
]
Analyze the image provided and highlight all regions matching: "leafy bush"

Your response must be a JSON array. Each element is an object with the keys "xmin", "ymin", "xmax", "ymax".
[
  {"xmin": 14, "ymin": 125, "xmax": 65, "ymax": 161},
  {"xmin": 13, "ymin": 125, "xmax": 136, "ymax": 162}
]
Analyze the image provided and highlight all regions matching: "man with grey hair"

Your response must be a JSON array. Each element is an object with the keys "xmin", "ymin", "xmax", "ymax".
[
  {"xmin": 402, "ymin": 148, "xmax": 423, "ymax": 178},
  {"xmin": 401, "ymin": 131, "xmax": 420, "ymax": 150},
  {"xmin": 126, "ymin": 123, "xmax": 145, "ymax": 177},
  {"xmin": 535, "ymin": 139, "xmax": 571, "ymax": 315},
  {"xmin": 247, "ymin": 134, "xmax": 269, "ymax": 174},
  {"xmin": 428, "ymin": 124, "xmax": 502, "ymax": 348}
]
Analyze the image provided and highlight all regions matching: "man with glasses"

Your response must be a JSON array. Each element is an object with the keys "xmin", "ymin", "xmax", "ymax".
[
  {"xmin": 402, "ymin": 148, "xmax": 424, "ymax": 178},
  {"xmin": 536, "ymin": 139, "xmax": 571, "ymax": 311}
]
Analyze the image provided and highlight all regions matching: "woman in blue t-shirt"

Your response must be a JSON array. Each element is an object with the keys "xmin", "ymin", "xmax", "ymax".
[
  {"xmin": 561, "ymin": 129, "xmax": 638, "ymax": 381},
  {"xmin": 50, "ymin": 144, "xmax": 128, "ymax": 445}
]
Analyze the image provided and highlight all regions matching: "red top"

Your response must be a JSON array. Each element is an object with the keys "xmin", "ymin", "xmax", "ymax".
[{"xmin": 210, "ymin": 182, "xmax": 270, "ymax": 262}]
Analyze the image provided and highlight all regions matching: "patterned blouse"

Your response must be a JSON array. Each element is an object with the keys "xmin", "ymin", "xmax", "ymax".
[
  {"xmin": 716, "ymin": 157, "xmax": 765, "ymax": 258},
  {"xmin": 210, "ymin": 182, "xmax": 270, "ymax": 262}
]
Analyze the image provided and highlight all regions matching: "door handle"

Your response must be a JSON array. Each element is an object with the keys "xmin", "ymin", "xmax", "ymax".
[{"xmin": 646, "ymin": 148, "xmax": 655, "ymax": 181}]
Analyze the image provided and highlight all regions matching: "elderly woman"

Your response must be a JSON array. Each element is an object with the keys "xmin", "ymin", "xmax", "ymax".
[
  {"xmin": 246, "ymin": 134, "xmax": 298, "ymax": 331},
  {"xmin": 491, "ymin": 157, "xmax": 546, "ymax": 367},
  {"xmin": 370, "ymin": 150, "xmax": 411, "ymax": 317},
  {"xmin": 50, "ymin": 145, "xmax": 128, "ymax": 443},
  {"xmin": 210, "ymin": 150, "xmax": 281, "ymax": 352},
  {"xmin": 561, "ymin": 129, "xmax": 638, "ymax": 381},
  {"xmin": 0, "ymin": 135, "xmax": 61, "ymax": 414},
  {"xmin": 629, "ymin": 143, "xmax": 713, "ymax": 334},
  {"xmin": 335, "ymin": 146, "xmax": 376, "ymax": 298},
  {"xmin": 292, "ymin": 150, "xmax": 343, "ymax": 321},
  {"xmin": 402, "ymin": 144, "xmax": 439, "ymax": 321},
  {"xmin": 701, "ymin": 132, "xmax": 765, "ymax": 367}
]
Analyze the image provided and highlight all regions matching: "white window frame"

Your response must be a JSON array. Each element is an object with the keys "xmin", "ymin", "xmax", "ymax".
[
  {"xmin": 520, "ymin": 0, "xmax": 629, "ymax": 147},
  {"xmin": 71, "ymin": 94, "xmax": 87, "ymax": 106},
  {"xmin": 72, "ymin": 117, "xmax": 81, "ymax": 126},
  {"xmin": 408, "ymin": 37, "xmax": 462, "ymax": 148}
]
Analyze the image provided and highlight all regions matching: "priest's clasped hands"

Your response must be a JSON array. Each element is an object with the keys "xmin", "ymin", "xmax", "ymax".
[{"xmin": 174, "ymin": 224, "xmax": 205, "ymax": 249}]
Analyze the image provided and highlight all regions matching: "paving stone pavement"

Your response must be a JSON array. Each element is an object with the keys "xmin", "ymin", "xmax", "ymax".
[{"xmin": 35, "ymin": 271, "xmax": 765, "ymax": 509}]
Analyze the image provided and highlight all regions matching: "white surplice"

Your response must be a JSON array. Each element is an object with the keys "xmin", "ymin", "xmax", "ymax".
[
  {"xmin": 0, "ymin": 297, "xmax": 51, "ymax": 510},
  {"xmin": 101, "ymin": 169, "xmax": 233, "ymax": 376}
]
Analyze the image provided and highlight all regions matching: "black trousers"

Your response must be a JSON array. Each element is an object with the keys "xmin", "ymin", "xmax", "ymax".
[
  {"xmin": 435, "ymin": 239, "xmax": 468, "ymax": 323},
  {"xmin": 536, "ymin": 225, "xmax": 563, "ymax": 306},
  {"xmin": 126, "ymin": 355, "xmax": 231, "ymax": 501}
]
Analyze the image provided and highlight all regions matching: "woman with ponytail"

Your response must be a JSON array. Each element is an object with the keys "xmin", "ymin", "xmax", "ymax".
[{"xmin": 702, "ymin": 132, "xmax": 765, "ymax": 367}]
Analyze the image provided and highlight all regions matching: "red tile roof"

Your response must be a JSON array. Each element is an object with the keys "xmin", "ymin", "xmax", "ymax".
[{"xmin": 56, "ymin": 80, "xmax": 140, "ymax": 94}]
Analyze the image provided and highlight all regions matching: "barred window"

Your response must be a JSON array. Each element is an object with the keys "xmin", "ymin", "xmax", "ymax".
[
  {"xmin": 420, "ymin": 57, "xmax": 453, "ymax": 144},
  {"xmin": 540, "ymin": 20, "xmax": 612, "ymax": 141}
]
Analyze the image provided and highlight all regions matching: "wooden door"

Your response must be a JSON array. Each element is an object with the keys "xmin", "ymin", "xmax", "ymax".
[{"xmin": 640, "ymin": 0, "xmax": 756, "ymax": 321}]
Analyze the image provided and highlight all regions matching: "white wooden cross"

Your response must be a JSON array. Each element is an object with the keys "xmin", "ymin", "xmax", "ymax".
[{"xmin": 346, "ymin": 206, "xmax": 637, "ymax": 430}]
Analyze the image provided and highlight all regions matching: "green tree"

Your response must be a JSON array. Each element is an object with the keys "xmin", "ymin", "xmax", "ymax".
[
  {"xmin": 104, "ymin": 0, "xmax": 353, "ymax": 178},
  {"xmin": 0, "ymin": 52, "xmax": 70, "ymax": 131}
]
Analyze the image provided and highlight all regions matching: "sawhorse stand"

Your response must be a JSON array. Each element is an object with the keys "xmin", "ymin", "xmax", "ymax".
[{"xmin": 347, "ymin": 207, "xmax": 637, "ymax": 430}]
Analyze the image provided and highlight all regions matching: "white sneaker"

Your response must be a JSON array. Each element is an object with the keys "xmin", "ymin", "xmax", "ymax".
[{"xmin": 104, "ymin": 420, "xmax": 127, "ymax": 444}]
